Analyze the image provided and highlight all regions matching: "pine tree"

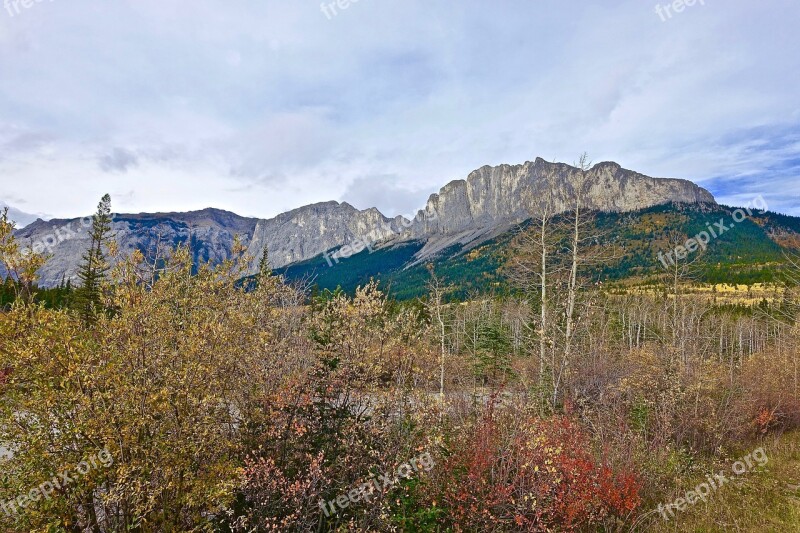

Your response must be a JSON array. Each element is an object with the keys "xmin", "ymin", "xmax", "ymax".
[
  {"xmin": 74, "ymin": 194, "xmax": 113, "ymax": 325},
  {"xmin": 258, "ymin": 247, "xmax": 272, "ymax": 279}
]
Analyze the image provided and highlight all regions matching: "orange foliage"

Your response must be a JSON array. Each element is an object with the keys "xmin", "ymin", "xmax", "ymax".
[{"xmin": 430, "ymin": 404, "xmax": 641, "ymax": 531}]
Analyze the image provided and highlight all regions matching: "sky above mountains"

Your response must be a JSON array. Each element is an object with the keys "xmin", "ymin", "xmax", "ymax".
[{"xmin": 0, "ymin": 0, "xmax": 798, "ymax": 221}]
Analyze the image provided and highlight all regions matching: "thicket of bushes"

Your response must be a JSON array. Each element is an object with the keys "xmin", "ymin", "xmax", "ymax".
[{"xmin": 1, "ymin": 204, "xmax": 798, "ymax": 531}]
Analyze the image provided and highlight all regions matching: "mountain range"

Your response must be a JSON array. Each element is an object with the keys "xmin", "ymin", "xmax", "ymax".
[{"xmin": 12, "ymin": 157, "xmax": 796, "ymax": 294}]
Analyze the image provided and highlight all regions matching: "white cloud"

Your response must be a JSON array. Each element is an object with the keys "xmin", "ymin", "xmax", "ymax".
[
  {"xmin": 0, "ymin": 0, "xmax": 798, "ymax": 217},
  {"xmin": 340, "ymin": 174, "xmax": 436, "ymax": 219}
]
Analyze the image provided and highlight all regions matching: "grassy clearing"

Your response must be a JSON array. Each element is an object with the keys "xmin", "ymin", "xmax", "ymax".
[
  {"xmin": 645, "ymin": 431, "xmax": 800, "ymax": 532},
  {"xmin": 607, "ymin": 282, "xmax": 785, "ymax": 306}
]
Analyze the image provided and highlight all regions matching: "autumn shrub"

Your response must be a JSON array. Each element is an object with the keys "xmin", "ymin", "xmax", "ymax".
[
  {"xmin": 593, "ymin": 347, "xmax": 743, "ymax": 454},
  {"xmin": 232, "ymin": 372, "xmax": 441, "ymax": 531},
  {"xmin": 425, "ymin": 403, "xmax": 641, "ymax": 532},
  {"xmin": 233, "ymin": 451, "xmax": 328, "ymax": 532},
  {"xmin": 0, "ymin": 245, "xmax": 307, "ymax": 531},
  {"xmin": 231, "ymin": 282, "xmax": 439, "ymax": 532},
  {"xmin": 736, "ymin": 346, "xmax": 800, "ymax": 437},
  {"xmin": 232, "ymin": 367, "xmax": 394, "ymax": 531}
]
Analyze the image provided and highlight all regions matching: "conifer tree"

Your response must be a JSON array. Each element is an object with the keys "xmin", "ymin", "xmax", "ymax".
[
  {"xmin": 74, "ymin": 194, "xmax": 113, "ymax": 325},
  {"xmin": 258, "ymin": 247, "xmax": 272, "ymax": 279}
]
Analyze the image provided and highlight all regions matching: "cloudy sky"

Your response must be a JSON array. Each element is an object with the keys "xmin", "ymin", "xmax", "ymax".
[{"xmin": 0, "ymin": 0, "xmax": 798, "ymax": 223}]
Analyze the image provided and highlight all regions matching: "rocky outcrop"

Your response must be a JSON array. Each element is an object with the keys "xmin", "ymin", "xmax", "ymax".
[
  {"xmin": 244, "ymin": 201, "xmax": 406, "ymax": 273},
  {"xmin": 399, "ymin": 158, "xmax": 715, "ymax": 261},
  {"xmin": 406, "ymin": 158, "xmax": 715, "ymax": 239}
]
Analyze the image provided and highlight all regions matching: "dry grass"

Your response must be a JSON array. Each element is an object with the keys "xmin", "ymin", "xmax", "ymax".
[
  {"xmin": 645, "ymin": 431, "xmax": 800, "ymax": 532},
  {"xmin": 608, "ymin": 282, "xmax": 783, "ymax": 306}
]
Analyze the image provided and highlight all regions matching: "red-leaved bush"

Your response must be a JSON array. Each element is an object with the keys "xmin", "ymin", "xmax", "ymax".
[{"xmin": 429, "ymin": 405, "xmax": 641, "ymax": 532}]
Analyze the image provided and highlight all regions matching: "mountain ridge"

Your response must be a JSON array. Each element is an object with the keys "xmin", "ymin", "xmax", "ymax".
[{"xmin": 12, "ymin": 158, "xmax": 717, "ymax": 287}]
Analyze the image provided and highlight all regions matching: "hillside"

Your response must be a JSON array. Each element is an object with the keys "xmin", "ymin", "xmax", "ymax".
[{"xmin": 277, "ymin": 202, "xmax": 800, "ymax": 300}]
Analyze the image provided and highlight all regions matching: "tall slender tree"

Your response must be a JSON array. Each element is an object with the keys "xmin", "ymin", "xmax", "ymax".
[
  {"xmin": 553, "ymin": 153, "xmax": 592, "ymax": 407},
  {"xmin": 74, "ymin": 194, "xmax": 113, "ymax": 325},
  {"xmin": 506, "ymin": 161, "xmax": 559, "ymax": 411},
  {"xmin": 426, "ymin": 263, "xmax": 451, "ymax": 410}
]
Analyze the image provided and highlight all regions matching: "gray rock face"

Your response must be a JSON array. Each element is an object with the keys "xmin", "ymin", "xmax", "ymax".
[
  {"xmin": 244, "ymin": 201, "xmax": 406, "ymax": 273},
  {"xmin": 399, "ymin": 158, "xmax": 715, "ymax": 260},
  {"xmin": 406, "ymin": 158, "xmax": 715, "ymax": 239},
  {"xmin": 13, "ymin": 159, "xmax": 715, "ymax": 287}
]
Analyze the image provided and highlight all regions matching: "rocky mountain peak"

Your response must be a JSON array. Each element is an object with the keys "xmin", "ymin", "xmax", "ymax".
[
  {"xmin": 408, "ymin": 158, "xmax": 714, "ymax": 236},
  {"xmin": 401, "ymin": 158, "xmax": 715, "ymax": 260}
]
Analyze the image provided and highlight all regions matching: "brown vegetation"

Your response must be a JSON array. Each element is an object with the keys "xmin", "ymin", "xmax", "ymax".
[{"xmin": 0, "ymin": 197, "xmax": 798, "ymax": 531}]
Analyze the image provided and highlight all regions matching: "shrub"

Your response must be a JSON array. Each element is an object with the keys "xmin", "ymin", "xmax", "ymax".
[{"xmin": 428, "ymin": 403, "xmax": 641, "ymax": 531}]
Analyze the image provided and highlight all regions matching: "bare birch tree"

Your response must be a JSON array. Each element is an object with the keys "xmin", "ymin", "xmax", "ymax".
[{"xmin": 425, "ymin": 263, "xmax": 451, "ymax": 410}]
